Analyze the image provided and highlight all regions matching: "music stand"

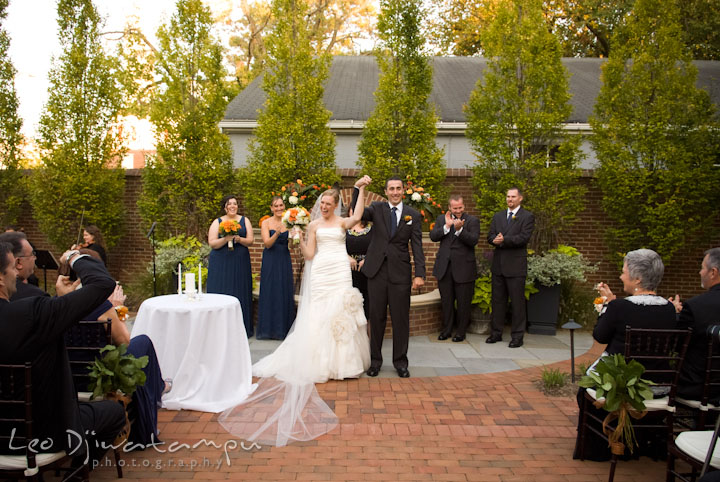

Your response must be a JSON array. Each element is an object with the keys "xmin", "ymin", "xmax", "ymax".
[{"xmin": 34, "ymin": 250, "xmax": 59, "ymax": 292}]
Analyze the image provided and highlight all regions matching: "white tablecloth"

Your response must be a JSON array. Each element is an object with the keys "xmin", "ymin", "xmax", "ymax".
[{"xmin": 132, "ymin": 294, "xmax": 254, "ymax": 412}]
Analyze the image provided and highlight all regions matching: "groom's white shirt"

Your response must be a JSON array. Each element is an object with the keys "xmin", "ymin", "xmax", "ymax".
[{"xmin": 388, "ymin": 201, "xmax": 403, "ymax": 226}]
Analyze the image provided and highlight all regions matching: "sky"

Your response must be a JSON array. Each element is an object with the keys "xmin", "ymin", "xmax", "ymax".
[{"xmin": 4, "ymin": 0, "xmax": 193, "ymax": 139}]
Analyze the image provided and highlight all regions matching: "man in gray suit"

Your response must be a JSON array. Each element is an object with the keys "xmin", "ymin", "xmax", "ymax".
[{"xmin": 486, "ymin": 188, "xmax": 534, "ymax": 348}]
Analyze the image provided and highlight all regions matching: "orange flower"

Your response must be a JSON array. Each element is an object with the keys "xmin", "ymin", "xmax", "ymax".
[
  {"xmin": 292, "ymin": 191, "xmax": 298, "ymax": 196},
  {"xmin": 429, "ymin": 222, "xmax": 435, "ymax": 230},
  {"xmin": 406, "ymin": 189, "xmax": 412, "ymax": 195},
  {"xmin": 300, "ymin": 195, "xmax": 307, "ymax": 200},
  {"xmin": 420, "ymin": 210, "xmax": 425, "ymax": 216},
  {"xmin": 259, "ymin": 215, "xmax": 270, "ymax": 226},
  {"xmin": 594, "ymin": 297, "xmax": 605, "ymax": 305},
  {"xmin": 281, "ymin": 186, "xmax": 287, "ymax": 191},
  {"xmin": 296, "ymin": 179, "xmax": 303, "ymax": 184},
  {"xmin": 418, "ymin": 187, "xmax": 424, "ymax": 192}
]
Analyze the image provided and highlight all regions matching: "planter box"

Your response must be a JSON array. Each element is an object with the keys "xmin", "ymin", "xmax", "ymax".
[
  {"xmin": 468, "ymin": 305, "xmax": 491, "ymax": 335},
  {"xmin": 527, "ymin": 284, "xmax": 561, "ymax": 336}
]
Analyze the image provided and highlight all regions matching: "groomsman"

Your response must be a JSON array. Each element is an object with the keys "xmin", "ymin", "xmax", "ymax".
[
  {"xmin": 430, "ymin": 195, "xmax": 480, "ymax": 342},
  {"xmin": 352, "ymin": 176, "xmax": 425, "ymax": 378},
  {"xmin": 486, "ymin": 188, "xmax": 534, "ymax": 348}
]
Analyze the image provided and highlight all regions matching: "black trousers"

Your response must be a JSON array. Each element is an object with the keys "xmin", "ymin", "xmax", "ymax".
[
  {"xmin": 78, "ymin": 400, "xmax": 127, "ymax": 467},
  {"xmin": 438, "ymin": 269, "xmax": 474, "ymax": 337},
  {"xmin": 490, "ymin": 273, "xmax": 527, "ymax": 340},
  {"xmin": 367, "ymin": 262, "xmax": 410, "ymax": 370}
]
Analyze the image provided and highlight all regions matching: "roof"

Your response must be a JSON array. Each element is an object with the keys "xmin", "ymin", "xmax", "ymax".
[{"xmin": 223, "ymin": 56, "xmax": 720, "ymax": 125}]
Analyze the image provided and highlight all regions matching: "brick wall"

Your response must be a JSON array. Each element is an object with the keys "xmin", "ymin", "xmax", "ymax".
[{"xmin": 19, "ymin": 169, "xmax": 720, "ymax": 303}]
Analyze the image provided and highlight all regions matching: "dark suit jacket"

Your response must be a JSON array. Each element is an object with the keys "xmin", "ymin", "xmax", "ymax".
[
  {"xmin": 677, "ymin": 284, "xmax": 720, "ymax": 400},
  {"xmin": 430, "ymin": 213, "xmax": 479, "ymax": 283},
  {"xmin": 358, "ymin": 199, "xmax": 425, "ymax": 284},
  {"xmin": 11, "ymin": 278, "xmax": 49, "ymax": 301},
  {"xmin": 487, "ymin": 206, "xmax": 534, "ymax": 277},
  {"xmin": 0, "ymin": 257, "xmax": 115, "ymax": 455}
]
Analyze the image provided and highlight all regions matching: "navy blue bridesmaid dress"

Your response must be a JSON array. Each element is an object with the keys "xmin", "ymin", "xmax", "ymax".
[
  {"xmin": 256, "ymin": 230, "xmax": 295, "ymax": 340},
  {"xmin": 207, "ymin": 216, "xmax": 254, "ymax": 337}
]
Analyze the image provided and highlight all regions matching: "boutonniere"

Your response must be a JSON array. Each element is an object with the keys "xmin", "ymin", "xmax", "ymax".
[
  {"xmin": 404, "ymin": 215, "xmax": 412, "ymax": 222},
  {"xmin": 512, "ymin": 214, "xmax": 517, "ymax": 220}
]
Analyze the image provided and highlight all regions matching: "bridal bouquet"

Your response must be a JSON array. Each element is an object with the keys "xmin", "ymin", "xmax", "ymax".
[
  {"xmin": 219, "ymin": 219, "xmax": 241, "ymax": 250},
  {"xmin": 593, "ymin": 283, "xmax": 607, "ymax": 313},
  {"xmin": 282, "ymin": 207, "xmax": 311, "ymax": 244}
]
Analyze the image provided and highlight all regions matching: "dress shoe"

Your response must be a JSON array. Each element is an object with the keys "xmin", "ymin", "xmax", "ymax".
[
  {"xmin": 396, "ymin": 368, "xmax": 410, "ymax": 378},
  {"xmin": 485, "ymin": 335, "xmax": 502, "ymax": 344},
  {"xmin": 509, "ymin": 339, "xmax": 524, "ymax": 348},
  {"xmin": 437, "ymin": 332, "xmax": 451, "ymax": 341},
  {"xmin": 452, "ymin": 335, "xmax": 465, "ymax": 343},
  {"xmin": 366, "ymin": 367, "xmax": 380, "ymax": 377}
]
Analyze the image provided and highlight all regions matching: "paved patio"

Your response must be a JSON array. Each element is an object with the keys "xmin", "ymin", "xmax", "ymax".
[{"xmin": 89, "ymin": 329, "xmax": 674, "ymax": 481}]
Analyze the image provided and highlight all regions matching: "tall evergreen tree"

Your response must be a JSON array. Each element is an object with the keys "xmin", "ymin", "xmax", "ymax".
[
  {"xmin": 591, "ymin": 0, "xmax": 720, "ymax": 262},
  {"xmin": 357, "ymin": 0, "xmax": 445, "ymax": 198},
  {"xmin": 139, "ymin": 0, "xmax": 237, "ymax": 238},
  {"xmin": 466, "ymin": 0, "xmax": 584, "ymax": 252},
  {"xmin": 239, "ymin": 0, "xmax": 339, "ymax": 219},
  {"xmin": 29, "ymin": 0, "xmax": 126, "ymax": 249},
  {"xmin": 0, "ymin": 0, "xmax": 24, "ymax": 228}
]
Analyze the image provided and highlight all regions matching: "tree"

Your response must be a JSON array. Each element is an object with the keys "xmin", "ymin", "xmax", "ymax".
[
  {"xmin": 29, "ymin": 0, "xmax": 126, "ymax": 250},
  {"xmin": 239, "ymin": 0, "xmax": 339, "ymax": 220},
  {"xmin": 138, "ymin": 0, "xmax": 237, "ymax": 239},
  {"xmin": 0, "ymin": 0, "xmax": 24, "ymax": 228},
  {"xmin": 591, "ymin": 0, "xmax": 720, "ymax": 263},
  {"xmin": 357, "ymin": 0, "xmax": 446, "ymax": 199},
  {"xmin": 218, "ymin": 0, "xmax": 376, "ymax": 88},
  {"xmin": 466, "ymin": 0, "xmax": 585, "ymax": 252}
]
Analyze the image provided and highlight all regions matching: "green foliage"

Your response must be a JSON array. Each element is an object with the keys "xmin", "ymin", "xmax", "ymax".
[
  {"xmin": 527, "ymin": 245, "xmax": 597, "ymax": 287},
  {"xmin": 239, "ymin": 0, "xmax": 339, "ymax": 220},
  {"xmin": 579, "ymin": 353, "xmax": 654, "ymax": 452},
  {"xmin": 29, "ymin": 0, "xmax": 126, "ymax": 250},
  {"xmin": 275, "ymin": 179, "xmax": 333, "ymax": 212},
  {"xmin": 472, "ymin": 275, "xmax": 492, "ymax": 313},
  {"xmin": 466, "ymin": 0, "xmax": 585, "ymax": 253},
  {"xmin": 139, "ymin": 0, "xmax": 237, "ymax": 239},
  {"xmin": 591, "ymin": 0, "xmax": 720, "ymax": 263},
  {"xmin": 0, "ymin": 0, "xmax": 24, "ymax": 228},
  {"xmin": 559, "ymin": 281, "xmax": 598, "ymax": 328},
  {"xmin": 153, "ymin": 234, "xmax": 210, "ymax": 292},
  {"xmin": 357, "ymin": 0, "xmax": 446, "ymax": 200},
  {"xmin": 88, "ymin": 344, "xmax": 148, "ymax": 399},
  {"xmin": 541, "ymin": 367, "xmax": 567, "ymax": 390}
]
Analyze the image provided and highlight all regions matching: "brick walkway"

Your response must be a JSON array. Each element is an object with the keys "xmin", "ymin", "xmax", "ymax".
[{"xmin": 91, "ymin": 341, "xmax": 670, "ymax": 481}]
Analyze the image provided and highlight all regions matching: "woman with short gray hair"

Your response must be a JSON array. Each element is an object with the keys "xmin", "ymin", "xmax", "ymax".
[{"xmin": 573, "ymin": 248, "xmax": 677, "ymax": 461}]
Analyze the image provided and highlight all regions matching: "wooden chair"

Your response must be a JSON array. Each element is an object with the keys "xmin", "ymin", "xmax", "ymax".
[
  {"xmin": 0, "ymin": 362, "xmax": 90, "ymax": 481},
  {"xmin": 668, "ymin": 325, "xmax": 720, "ymax": 481},
  {"xmin": 65, "ymin": 319, "xmax": 127, "ymax": 478},
  {"xmin": 578, "ymin": 326, "xmax": 692, "ymax": 482}
]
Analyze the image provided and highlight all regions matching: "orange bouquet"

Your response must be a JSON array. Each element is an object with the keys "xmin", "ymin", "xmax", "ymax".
[{"xmin": 219, "ymin": 219, "xmax": 241, "ymax": 250}]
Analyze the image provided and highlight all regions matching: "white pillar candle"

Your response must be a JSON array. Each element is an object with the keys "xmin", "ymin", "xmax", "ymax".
[
  {"xmin": 185, "ymin": 272, "xmax": 196, "ymax": 293},
  {"xmin": 198, "ymin": 263, "xmax": 202, "ymax": 294},
  {"xmin": 177, "ymin": 263, "xmax": 182, "ymax": 295}
]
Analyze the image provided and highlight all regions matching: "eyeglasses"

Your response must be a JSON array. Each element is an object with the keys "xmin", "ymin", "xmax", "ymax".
[{"xmin": 17, "ymin": 250, "xmax": 37, "ymax": 259}]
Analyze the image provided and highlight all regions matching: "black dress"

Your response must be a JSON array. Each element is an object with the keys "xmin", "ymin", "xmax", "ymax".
[
  {"xmin": 87, "ymin": 243, "xmax": 107, "ymax": 265},
  {"xmin": 573, "ymin": 295, "xmax": 677, "ymax": 461},
  {"xmin": 345, "ymin": 224, "xmax": 372, "ymax": 320}
]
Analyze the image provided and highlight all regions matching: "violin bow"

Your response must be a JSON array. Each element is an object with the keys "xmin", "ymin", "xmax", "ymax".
[{"xmin": 75, "ymin": 208, "xmax": 85, "ymax": 247}]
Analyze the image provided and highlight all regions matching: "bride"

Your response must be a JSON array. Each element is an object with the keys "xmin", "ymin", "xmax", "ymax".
[{"xmin": 219, "ymin": 176, "xmax": 372, "ymax": 446}]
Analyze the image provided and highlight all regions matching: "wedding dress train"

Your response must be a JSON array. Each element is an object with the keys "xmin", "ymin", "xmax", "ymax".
[{"xmin": 219, "ymin": 227, "xmax": 370, "ymax": 446}]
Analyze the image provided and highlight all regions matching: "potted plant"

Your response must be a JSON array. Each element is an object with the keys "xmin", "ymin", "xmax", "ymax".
[
  {"xmin": 88, "ymin": 344, "xmax": 148, "ymax": 401},
  {"xmin": 578, "ymin": 354, "xmax": 654, "ymax": 456},
  {"xmin": 526, "ymin": 245, "xmax": 596, "ymax": 335}
]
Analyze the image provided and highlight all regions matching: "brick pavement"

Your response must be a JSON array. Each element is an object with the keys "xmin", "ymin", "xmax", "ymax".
[{"xmin": 91, "ymin": 342, "xmax": 672, "ymax": 481}]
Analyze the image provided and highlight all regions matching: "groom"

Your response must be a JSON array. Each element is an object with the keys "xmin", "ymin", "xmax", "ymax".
[{"xmin": 351, "ymin": 176, "xmax": 425, "ymax": 378}]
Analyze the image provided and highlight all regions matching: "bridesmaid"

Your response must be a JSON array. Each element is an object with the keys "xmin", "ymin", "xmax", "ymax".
[
  {"xmin": 346, "ymin": 206, "xmax": 372, "ymax": 322},
  {"xmin": 256, "ymin": 196, "xmax": 296, "ymax": 340},
  {"xmin": 206, "ymin": 195, "xmax": 255, "ymax": 337}
]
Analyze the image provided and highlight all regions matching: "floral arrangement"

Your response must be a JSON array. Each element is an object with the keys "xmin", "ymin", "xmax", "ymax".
[
  {"xmin": 593, "ymin": 284, "xmax": 608, "ymax": 313},
  {"xmin": 219, "ymin": 219, "xmax": 241, "ymax": 250},
  {"xmin": 401, "ymin": 175, "xmax": 443, "ymax": 228},
  {"xmin": 527, "ymin": 245, "xmax": 597, "ymax": 287},
  {"xmin": 273, "ymin": 179, "xmax": 332, "ymax": 211},
  {"xmin": 114, "ymin": 305, "xmax": 129, "ymax": 322},
  {"xmin": 282, "ymin": 207, "xmax": 311, "ymax": 244}
]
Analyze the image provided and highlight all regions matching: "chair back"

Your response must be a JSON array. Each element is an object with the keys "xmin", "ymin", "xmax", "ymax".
[
  {"xmin": 65, "ymin": 318, "xmax": 112, "ymax": 392},
  {"xmin": 701, "ymin": 325, "xmax": 720, "ymax": 409},
  {"xmin": 0, "ymin": 363, "xmax": 37, "ymax": 469},
  {"xmin": 623, "ymin": 326, "xmax": 692, "ymax": 405}
]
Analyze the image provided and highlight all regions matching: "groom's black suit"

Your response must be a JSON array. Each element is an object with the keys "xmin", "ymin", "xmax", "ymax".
[{"xmin": 353, "ymin": 190, "xmax": 425, "ymax": 370}]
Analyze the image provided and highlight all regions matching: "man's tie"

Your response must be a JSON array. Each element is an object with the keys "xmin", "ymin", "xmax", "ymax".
[
  {"xmin": 507, "ymin": 210, "xmax": 513, "ymax": 223},
  {"xmin": 390, "ymin": 206, "xmax": 398, "ymax": 237}
]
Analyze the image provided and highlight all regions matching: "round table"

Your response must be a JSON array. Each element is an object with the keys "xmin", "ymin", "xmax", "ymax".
[{"xmin": 131, "ymin": 293, "xmax": 254, "ymax": 412}]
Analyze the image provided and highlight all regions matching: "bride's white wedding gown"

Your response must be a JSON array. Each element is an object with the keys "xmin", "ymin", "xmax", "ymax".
[{"xmin": 219, "ymin": 227, "xmax": 370, "ymax": 446}]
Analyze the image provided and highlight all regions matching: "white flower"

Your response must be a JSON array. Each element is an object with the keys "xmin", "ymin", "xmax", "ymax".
[
  {"xmin": 411, "ymin": 192, "xmax": 422, "ymax": 202},
  {"xmin": 288, "ymin": 195, "xmax": 299, "ymax": 205},
  {"xmin": 343, "ymin": 288, "xmax": 363, "ymax": 312}
]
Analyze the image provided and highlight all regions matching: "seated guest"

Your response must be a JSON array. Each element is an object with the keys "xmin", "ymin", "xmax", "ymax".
[
  {"xmin": 62, "ymin": 248, "xmax": 167, "ymax": 447},
  {"xmin": 573, "ymin": 248, "xmax": 677, "ymax": 461},
  {"xmin": 670, "ymin": 247, "xmax": 720, "ymax": 401},
  {"xmin": 0, "ymin": 243, "xmax": 125, "ymax": 466},
  {"xmin": 0, "ymin": 231, "xmax": 47, "ymax": 300}
]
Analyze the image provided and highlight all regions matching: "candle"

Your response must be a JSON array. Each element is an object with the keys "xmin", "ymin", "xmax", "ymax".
[
  {"xmin": 185, "ymin": 272, "xmax": 196, "ymax": 293},
  {"xmin": 198, "ymin": 263, "xmax": 202, "ymax": 294},
  {"xmin": 177, "ymin": 263, "xmax": 182, "ymax": 295}
]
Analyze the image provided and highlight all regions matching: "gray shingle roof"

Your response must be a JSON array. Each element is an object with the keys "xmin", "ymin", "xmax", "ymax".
[{"xmin": 223, "ymin": 56, "xmax": 720, "ymax": 124}]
